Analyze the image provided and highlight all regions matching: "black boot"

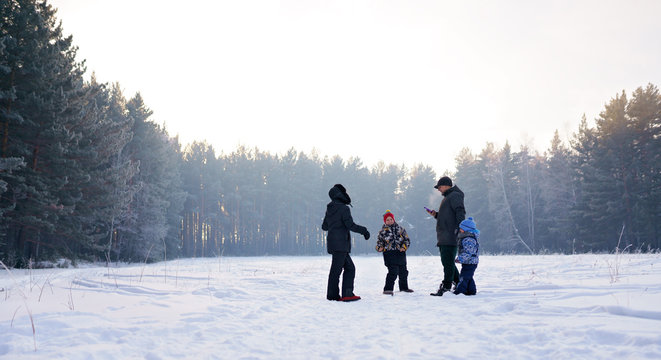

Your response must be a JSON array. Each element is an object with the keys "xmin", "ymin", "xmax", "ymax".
[{"xmin": 430, "ymin": 285, "xmax": 452, "ymax": 296}]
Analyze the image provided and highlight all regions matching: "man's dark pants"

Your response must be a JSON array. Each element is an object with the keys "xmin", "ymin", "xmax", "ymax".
[
  {"xmin": 439, "ymin": 245, "xmax": 459, "ymax": 289},
  {"xmin": 327, "ymin": 251, "xmax": 355, "ymax": 300}
]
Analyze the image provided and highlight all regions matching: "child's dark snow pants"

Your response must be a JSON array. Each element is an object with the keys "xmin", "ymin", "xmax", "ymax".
[
  {"xmin": 383, "ymin": 250, "xmax": 409, "ymax": 291},
  {"xmin": 454, "ymin": 263, "xmax": 477, "ymax": 295}
]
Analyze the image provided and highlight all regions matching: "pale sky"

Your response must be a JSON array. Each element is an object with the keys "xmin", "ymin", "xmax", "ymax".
[{"xmin": 50, "ymin": 0, "xmax": 661, "ymax": 175}]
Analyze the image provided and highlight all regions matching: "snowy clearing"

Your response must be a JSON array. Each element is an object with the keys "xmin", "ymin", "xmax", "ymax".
[{"xmin": 1, "ymin": 254, "xmax": 660, "ymax": 359}]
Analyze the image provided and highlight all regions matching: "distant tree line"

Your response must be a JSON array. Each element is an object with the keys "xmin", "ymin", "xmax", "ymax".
[
  {"xmin": 454, "ymin": 83, "xmax": 661, "ymax": 254},
  {"xmin": 1, "ymin": 0, "xmax": 659, "ymax": 267}
]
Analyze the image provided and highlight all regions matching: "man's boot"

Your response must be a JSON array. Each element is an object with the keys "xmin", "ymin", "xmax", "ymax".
[{"xmin": 430, "ymin": 283, "xmax": 452, "ymax": 296}]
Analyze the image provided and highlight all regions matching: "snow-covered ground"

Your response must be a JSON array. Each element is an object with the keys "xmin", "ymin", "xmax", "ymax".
[{"xmin": 1, "ymin": 254, "xmax": 660, "ymax": 359}]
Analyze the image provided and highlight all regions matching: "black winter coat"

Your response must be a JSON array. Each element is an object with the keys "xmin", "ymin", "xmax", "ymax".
[
  {"xmin": 435, "ymin": 186, "xmax": 466, "ymax": 247},
  {"xmin": 322, "ymin": 185, "xmax": 369, "ymax": 254}
]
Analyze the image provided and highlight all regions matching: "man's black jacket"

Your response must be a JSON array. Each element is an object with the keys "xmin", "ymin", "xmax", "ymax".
[{"xmin": 435, "ymin": 186, "xmax": 466, "ymax": 247}]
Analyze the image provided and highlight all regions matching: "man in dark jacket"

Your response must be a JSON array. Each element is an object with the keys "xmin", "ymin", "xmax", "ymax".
[
  {"xmin": 428, "ymin": 176, "xmax": 466, "ymax": 296},
  {"xmin": 322, "ymin": 184, "xmax": 370, "ymax": 301}
]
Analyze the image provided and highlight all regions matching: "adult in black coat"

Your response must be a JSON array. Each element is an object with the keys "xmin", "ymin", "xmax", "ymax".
[
  {"xmin": 322, "ymin": 184, "xmax": 370, "ymax": 301},
  {"xmin": 428, "ymin": 176, "xmax": 466, "ymax": 296}
]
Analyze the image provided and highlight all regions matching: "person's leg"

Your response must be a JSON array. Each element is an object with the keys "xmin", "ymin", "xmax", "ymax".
[
  {"xmin": 326, "ymin": 252, "xmax": 345, "ymax": 300},
  {"xmin": 454, "ymin": 265, "xmax": 468, "ymax": 294},
  {"xmin": 341, "ymin": 253, "xmax": 356, "ymax": 298},
  {"xmin": 384, "ymin": 264, "xmax": 397, "ymax": 291},
  {"xmin": 398, "ymin": 263, "xmax": 409, "ymax": 291},
  {"xmin": 467, "ymin": 278, "xmax": 476, "ymax": 295},
  {"xmin": 466, "ymin": 264, "xmax": 477, "ymax": 295},
  {"xmin": 439, "ymin": 245, "xmax": 458, "ymax": 290},
  {"xmin": 454, "ymin": 264, "xmax": 477, "ymax": 295}
]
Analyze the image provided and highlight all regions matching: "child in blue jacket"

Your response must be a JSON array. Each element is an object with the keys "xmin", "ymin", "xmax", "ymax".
[{"xmin": 454, "ymin": 217, "xmax": 479, "ymax": 295}]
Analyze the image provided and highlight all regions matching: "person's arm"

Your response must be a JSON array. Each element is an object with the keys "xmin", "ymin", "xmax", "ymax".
[
  {"xmin": 456, "ymin": 238, "xmax": 465, "ymax": 263},
  {"xmin": 342, "ymin": 206, "xmax": 370, "ymax": 239},
  {"xmin": 400, "ymin": 227, "xmax": 410, "ymax": 251},
  {"xmin": 451, "ymin": 195, "xmax": 466, "ymax": 230},
  {"xmin": 321, "ymin": 213, "xmax": 329, "ymax": 231},
  {"xmin": 376, "ymin": 229, "xmax": 386, "ymax": 251}
]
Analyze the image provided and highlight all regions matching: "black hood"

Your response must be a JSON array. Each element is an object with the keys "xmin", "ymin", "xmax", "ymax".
[{"xmin": 328, "ymin": 184, "xmax": 351, "ymax": 205}]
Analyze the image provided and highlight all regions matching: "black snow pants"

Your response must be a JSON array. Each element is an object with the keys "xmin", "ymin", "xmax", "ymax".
[
  {"xmin": 383, "ymin": 250, "xmax": 409, "ymax": 291},
  {"xmin": 327, "ymin": 251, "xmax": 355, "ymax": 300},
  {"xmin": 454, "ymin": 263, "xmax": 477, "ymax": 295}
]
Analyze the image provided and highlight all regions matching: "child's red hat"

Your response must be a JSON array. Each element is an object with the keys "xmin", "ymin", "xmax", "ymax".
[{"xmin": 383, "ymin": 210, "xmax": 394, "ymax": 223}]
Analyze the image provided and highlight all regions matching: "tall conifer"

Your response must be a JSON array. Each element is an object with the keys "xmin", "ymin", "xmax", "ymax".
[{"xmin": 0, "ymin": 0, "xmax": 87, "ymax": 265}]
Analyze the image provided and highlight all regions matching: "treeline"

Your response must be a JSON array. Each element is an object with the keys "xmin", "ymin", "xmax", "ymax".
[
  {"xmin": 454, "ymin": 83, "xmax": 661, "ymax": 254},
  {"xmin": 1, "ymin": 1, "xmax": 660, "ymax": 267}
]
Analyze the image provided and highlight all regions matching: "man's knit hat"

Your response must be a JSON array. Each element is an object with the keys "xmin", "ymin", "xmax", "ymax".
[
  {"xmin": 434, "ymin": 176, "xmax": 453, "ymax": 189},
  {"xmin": 459, "ymin": 217, "xmax": 477, "ymax": 232},
  {"xmin": 383, "ymin": 210, "xmax": 395, "ymax": 223}
]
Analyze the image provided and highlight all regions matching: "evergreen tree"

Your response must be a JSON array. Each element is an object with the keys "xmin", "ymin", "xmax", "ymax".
[
  {"xmin": 626, "ymin": 84, "xmax": 661, "ymax": 249},
  {"xmin": 484, "ymin": 143, "xmax": 533, "ymax": 253},
  {"xmin": 454, "ymin": 147, "xmax": 491, "ymax": 251},
  {"xmin": 161, "ymin": 135, "xmax": 185, "ymax": 259},
  {"xmin": 47, "ymin": 78, "xmax": 136, "ymax": 261},
  {"xmin": 540, "ymin": 131, "xmax": 577, "ymax": 253},
  {"xmin": 400, "ymin": 163, "xmax": 437, "ymax": 254},
  {"xmin": 294, "ymin": 150, "xmax": 325, "ymax": 254},
  {"xmin": 510, "ymin": 145, "xmax": 545, "ymax": 252},
  {"xmin": 102, "ymin": 83, "xmax": 140, "ymax": 261},
  {"xmin": 0, "ymin": 18, "xmax": 26, "ymax": 251},
  {"xmin": 342, "ymin": 156, "xmax": 372, "ymax": 254},
  {"xmin": 0, "ymin": 0, "xmax": 89, "ymax": 265},
  {"xmin": 369, "ymin": 161, "xmax": 406, "ymax": 235},
  {"xmin": 322, "ymin": 155, "xmax": 346, "ymax": 187},
  {"xmin": 570, "ymin": 116, "xmax": 600, "ymax": 251},
  {"xmin": 0, "ymin": 157, "xmax": 24, "ymax": 241},
  {"xmin": 182, "ymin": 141, "xmax": 229, "ymax": 257},
  {"xmin": 572, "ymin": 92, "xmax": 637, "ymax": 251},
  {"xmin": 117, "ymin": 94, "xmax": 183, "ymax": 262}
]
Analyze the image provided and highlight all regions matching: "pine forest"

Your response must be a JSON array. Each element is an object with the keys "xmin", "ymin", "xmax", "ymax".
[{"xmin": 1, "ymin": 0, "xmax": 660, "ymax": 267}]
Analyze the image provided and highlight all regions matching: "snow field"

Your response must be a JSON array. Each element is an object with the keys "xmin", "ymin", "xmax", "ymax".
[{"xmin": 1, "ymin": 254, "xmax": 660, "ymax": 359}]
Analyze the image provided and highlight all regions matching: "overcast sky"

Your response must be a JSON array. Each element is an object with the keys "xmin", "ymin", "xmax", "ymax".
[{"xmin": 50, "ymin": 0, "xmax": 661, "ymax": 175}]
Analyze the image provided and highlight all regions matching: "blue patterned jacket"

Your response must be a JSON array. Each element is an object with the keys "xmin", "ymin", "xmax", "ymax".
[{"xmin": 456, "ymin": 231, "xmax": 479, "ymax": 264}]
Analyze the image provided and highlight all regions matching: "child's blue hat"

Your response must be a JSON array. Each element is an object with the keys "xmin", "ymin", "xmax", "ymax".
[{"xmin": 460, "ymin": 217, "xmax": 478, "ymax": 232}]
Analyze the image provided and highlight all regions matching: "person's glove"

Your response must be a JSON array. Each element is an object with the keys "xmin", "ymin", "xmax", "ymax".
[{"xmin": 363, "ymin": 230, "xmax": 370, "ymax": 240}]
